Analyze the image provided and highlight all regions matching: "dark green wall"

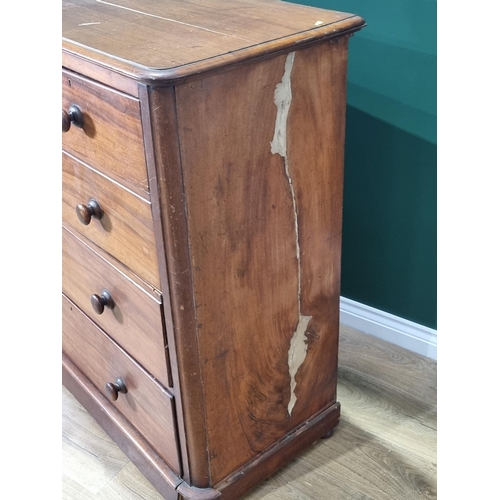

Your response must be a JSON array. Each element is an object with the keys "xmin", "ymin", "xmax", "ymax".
[{"xmin": 292, "ymin": 0, "xmax": 437, "ymax": 328}]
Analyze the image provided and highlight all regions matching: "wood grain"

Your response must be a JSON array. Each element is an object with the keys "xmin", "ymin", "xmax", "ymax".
[
  {"xmin": 62, "ymin": 0, "xmax": 364, "ymax": 83},
  {"xmin": 62, "ymin": 151, "xmax": 161, "ymax": 288},
  {"xmin": 62, "ymin": 50, "xmax": 140, "ymax": 97},
  {"xmin": 246, "ymin": 419, "xmax": 436, "ymax": 500},
  {"xmin": 177, "ymin": 53, "xmax": 297, "ymax": 485},
  {"xmin": 175, "ymin": 40, "xmax": 348, "ymax": 484},
  {"xmin": 63, "ymin": 356, "xmax": 182, "ymax": 500},
  {"xmin": 62, "ymin": 326, "xmax": 437, "ymax": 500},
  {"xmin": 143, "ymin": 85, "xmax": 201, "ymax": 485},
  {"xmin": 62, "ymin": 69, "xmax": 148, "ymax": 195},
  {"xmin": 216, "ymin": 403, "xmax": 340, "ymax": 500},
  {"xmin": 62, "ymin": 295, "xmax": 181, "ymax": 474},
  {"xmin": 279, "ymin": 36, "xmax": 348, "ymax": 429},
  {"xmin": 62, "ymin": 226, "xmax": 170, "ymax": 388}
]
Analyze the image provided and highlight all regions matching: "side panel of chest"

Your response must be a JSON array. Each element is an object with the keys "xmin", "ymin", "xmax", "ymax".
[{"xmin": 173, "ymin": 38, "xmax": 349, "ymax": 484}]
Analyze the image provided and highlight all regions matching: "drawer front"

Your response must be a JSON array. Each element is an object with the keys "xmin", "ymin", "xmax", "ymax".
[
  {"xmin": 62, "ymin": 226, "xmax": 170, "ymax": 388},
  {"xmin": 62, "ymin": 294, "xmax": 181, "ymax": 474},
  {"xmin": 62, "ymin": 151, "xmax": 160, "ymax": 289},
  {"xmin": 62, "ymin": 69, "xmax": 148, "ymax": 195}
]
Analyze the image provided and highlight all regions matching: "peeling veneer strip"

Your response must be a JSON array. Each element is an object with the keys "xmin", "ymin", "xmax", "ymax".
[
  {"xmin": 287, "ymin": 314, "xmax": 312, "ymax": 414},
  {"xmin": 271, "ymin": 52, "xmax": 312, "ymax": 415}
]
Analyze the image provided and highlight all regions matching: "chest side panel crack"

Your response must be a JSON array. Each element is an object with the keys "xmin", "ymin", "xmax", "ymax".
[{"xmin": 270, "ymin": 51, "xmax": 312, "ymax": 416}]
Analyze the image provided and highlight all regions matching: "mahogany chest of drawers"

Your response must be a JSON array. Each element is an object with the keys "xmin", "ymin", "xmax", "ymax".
[{"xmin": 61, "ymin": 1, "xmax": 364, "ymax": 498}]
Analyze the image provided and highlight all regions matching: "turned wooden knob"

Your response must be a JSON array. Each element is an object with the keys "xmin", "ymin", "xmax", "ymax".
[
  {"xmin": 62, "ymin": 104, "xmax": 84, "ymax": 132},
  {"xmin": 76, "ymin": 199, "xmax": 103, "ymax": 225},
  {"xmin": 90, "ymin": 289, "xmax": 114, "ymax": 315},
  {"xmin": 105, "ymin": 377, "xmax": 128, "ymax": 401}
]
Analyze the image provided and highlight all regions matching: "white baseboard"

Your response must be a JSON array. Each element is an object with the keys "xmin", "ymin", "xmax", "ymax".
[{"xmin": 339, "ymin": 297, "xmax": 437, "ymax": 360}]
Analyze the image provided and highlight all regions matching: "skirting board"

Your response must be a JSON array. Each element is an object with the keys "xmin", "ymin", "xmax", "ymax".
[{"xmin": 339, "ymin": 297, "xmax": 437, "ymax": 360}]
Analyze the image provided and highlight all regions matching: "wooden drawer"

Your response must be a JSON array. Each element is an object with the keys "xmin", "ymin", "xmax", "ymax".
[
  {"xmin": 62, "ymin": 69, "xmax": 148, "ymax": 195},
  {"xmin": 62, "ymin": 294, "xmax": 181, "ymax": 475},
  {"xmin": 62, "ymin": 151, "xmax": 160, "ymax": 289},
  {"xmin": 62, "ymin": 226, "xmax": 171, "ymax": 388}
]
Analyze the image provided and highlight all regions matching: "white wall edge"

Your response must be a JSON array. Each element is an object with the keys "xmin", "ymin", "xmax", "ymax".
[{"xmin": 339, "ymin": 296, "xmax": 437, "ymax": 360}]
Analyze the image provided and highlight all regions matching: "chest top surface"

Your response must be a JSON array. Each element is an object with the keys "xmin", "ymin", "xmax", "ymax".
[{"xmin": 62, "ymin": 0, "xmax": 364, "ymax": 82}]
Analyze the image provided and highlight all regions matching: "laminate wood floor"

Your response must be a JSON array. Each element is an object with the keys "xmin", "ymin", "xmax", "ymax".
[{"xmin": 62, "ymin": 325, "xmax": 437, "ymax": 500}]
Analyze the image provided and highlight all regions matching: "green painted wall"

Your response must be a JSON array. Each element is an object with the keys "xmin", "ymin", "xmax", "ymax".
[{"xmin": 291, "ymin": 0, "xmax": 437, "ymax": 328}]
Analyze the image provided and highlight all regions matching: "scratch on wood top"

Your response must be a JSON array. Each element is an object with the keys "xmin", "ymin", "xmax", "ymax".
[{"xmin": 95, "ymin": 0, "xmax": 251, "ymax": 42}]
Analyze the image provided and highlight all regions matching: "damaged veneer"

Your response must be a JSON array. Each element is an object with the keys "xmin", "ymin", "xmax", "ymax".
[
  {"xmin": 174, "ymin": 38, "xmax": 350, "ymax": 486},
  {"xmin": 270, "ymin": 51, "xmax": 313, "ymax": 416}
]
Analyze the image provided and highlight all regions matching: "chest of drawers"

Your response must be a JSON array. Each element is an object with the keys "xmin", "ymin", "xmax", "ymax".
[{"xmin": 61, "ymin": 1, "xmax": 365, "ymax": 498}]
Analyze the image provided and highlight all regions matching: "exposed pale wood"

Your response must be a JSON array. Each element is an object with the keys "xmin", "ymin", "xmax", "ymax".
[
  {"xmin": 62, "ymin": 152, "xmax": 161, "ymax": 289},
  {"xmin": 63, "ymin": 343, "xmax": 338, "ymax": 500},
  {"xmin": 62, "ymin": 327, "xmax": 437, "ymax": 499},
  {"xmin": 62, "ymin": 226, "xmax": 170, "ymax": 387},
  {"xmin": 62, "ymin": 69, "xmax": 148, "ymax": 195},
  {"xmin": 177, "ymin": 52, "xmax": 297, "ymax": 485},
  {"xmin": 175, "ymin": 40, "xmax": 347, "ymax": 484},
  {"xmin": 280, "ymin": 36, "xmax": 348, "ymax": 429},
  {"xmin": 62, "ymin": 0, "xmax": 364, "ymax": 83},
  {"xmin": 62, "ymin": 295, "xmax": 181, "ymax": 473}
]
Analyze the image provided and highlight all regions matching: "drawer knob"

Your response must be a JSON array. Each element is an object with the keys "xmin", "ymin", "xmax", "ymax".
[
  {"xmin": 90, "ymin": 289, "xmax": 115, "ymax": 315},
  {"xmin": 62, "ymin": 104, "xmax": 84, "ymax": 132},
  {"xmin": 105, "ymin": 377, "xmax": 128, "ymax": 401},
  {"xmin": 76, "ymin": 199, "xmax": 103, "ymax": 225}
]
